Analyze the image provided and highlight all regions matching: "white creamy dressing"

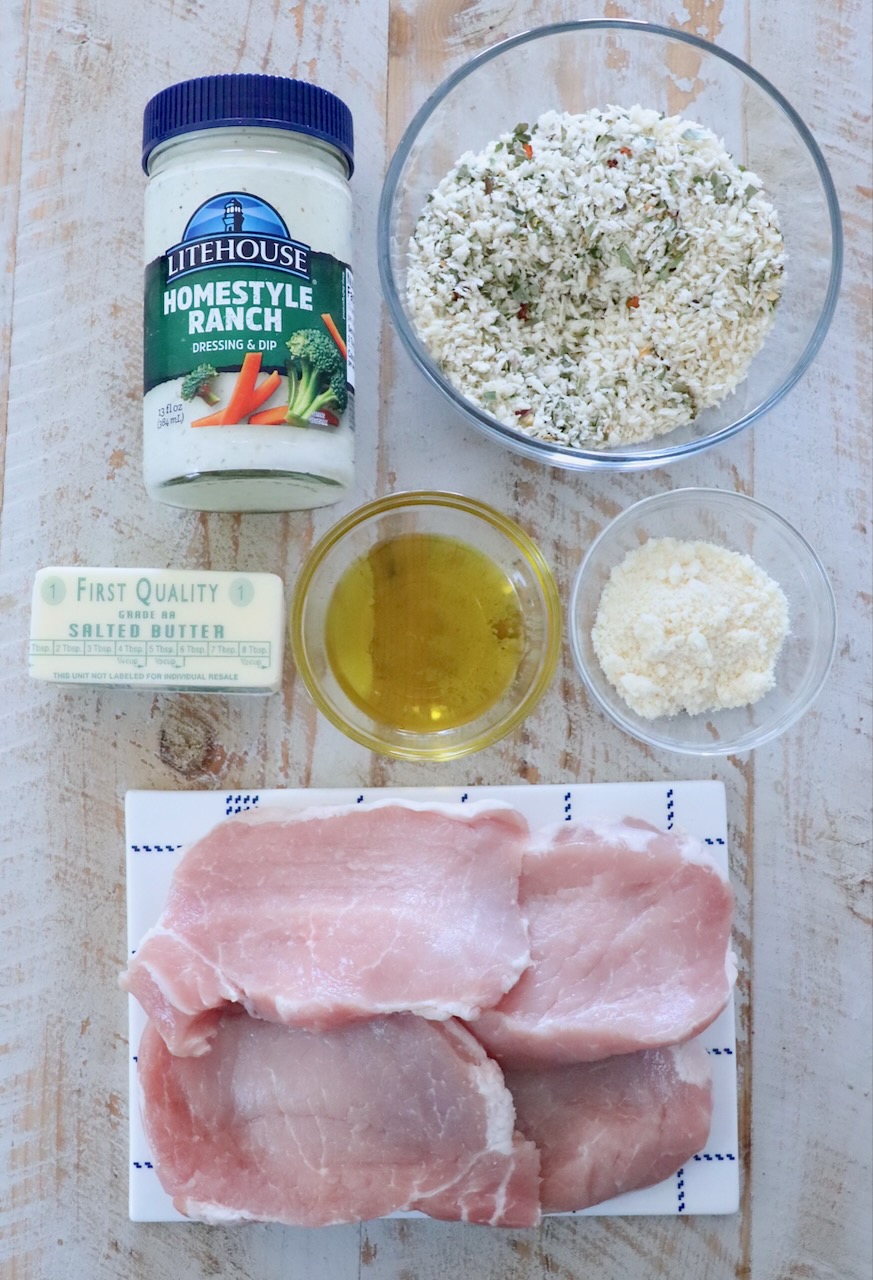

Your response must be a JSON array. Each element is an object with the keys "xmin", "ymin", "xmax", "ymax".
[{"xmin": 143, "ymin": 128, "xmax": 354, "ymax": 512}]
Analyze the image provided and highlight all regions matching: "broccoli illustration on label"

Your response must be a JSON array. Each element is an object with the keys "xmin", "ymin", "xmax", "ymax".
[
  {"xmin": 180, "ymin": 364, "xmax": 220, "ymax": 407},
  {"xmin": 285, "ymin": 330, "xmax": 348, "ymax": 427}
]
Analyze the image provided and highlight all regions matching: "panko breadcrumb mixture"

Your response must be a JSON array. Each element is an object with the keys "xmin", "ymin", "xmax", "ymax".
[{"xmin": 406, "ymin": 105, "xmax": 785, "ymax": 450}]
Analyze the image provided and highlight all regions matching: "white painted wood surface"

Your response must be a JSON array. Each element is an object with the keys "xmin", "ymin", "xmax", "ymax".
[{"xmin": 0, "ymin": 2, "xmax": 870, "ymax": 1278}]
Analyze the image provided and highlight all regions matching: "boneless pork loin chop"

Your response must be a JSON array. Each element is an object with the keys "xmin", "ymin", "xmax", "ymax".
[
  {"xmin": 121, "ymin": 801, "xmax": 531, "ymax": 1056},
  {"xmin": 471, "ymin": 819, "xmax": 735, "ymax": 1065},
  {"xmin": 138, "ymin": 1010, "xmax": 542, "ymax": 1227},
  {"xmin": 505, "ymin": 1040, "xmax": 713, "ymax": 1212}
]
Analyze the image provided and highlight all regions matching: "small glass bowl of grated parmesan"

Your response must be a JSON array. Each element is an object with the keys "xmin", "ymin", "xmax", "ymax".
[
  {"xmin": 379, "ymin": 21, "xmax": 841, "ymax": 471},
  {"xmin": 569, "ymin": 489, "xmax": 837, "ymax": 754}
]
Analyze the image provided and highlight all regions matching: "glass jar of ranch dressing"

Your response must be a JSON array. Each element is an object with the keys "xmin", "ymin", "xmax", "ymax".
[{"xmin": 142, "ymin": 75, "xmax": 355, "ymax": 512}]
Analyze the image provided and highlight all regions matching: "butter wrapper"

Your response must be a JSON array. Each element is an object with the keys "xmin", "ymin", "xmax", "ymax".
[{"xmin": 29, "ymin": 567, "xmax": 285, "ymax": 693}]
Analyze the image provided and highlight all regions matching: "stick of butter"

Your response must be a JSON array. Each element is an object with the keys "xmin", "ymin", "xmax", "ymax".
[{"xmin": 29, "ymin": 567, "xmax": 285, "ymax": 693}]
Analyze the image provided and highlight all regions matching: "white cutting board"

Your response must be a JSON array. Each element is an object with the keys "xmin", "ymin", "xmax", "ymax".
[{"xmin": 126, "ymin": 780, "xmax": 739, "ymax": 1223}]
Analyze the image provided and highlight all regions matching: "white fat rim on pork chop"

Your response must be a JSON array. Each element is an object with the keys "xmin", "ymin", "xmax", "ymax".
[
  {"xmin": 525, "ymin": 818, "xmax": 727, "ymax": 881},
  {"xmin": 182, "ymin": 1202, "xmax": 261, "ymax": 1225},
  {"xmin": 268, "ymin": 992, "xmax": 514, "ymax": 1023},
  {"xmin": 669, "ymin": 1040, "xmax": 714, "ymax": 1088},
  {"xmin": 465, "ymin": 1031, "xmax": 519, "ymax": 1156},
  {"xmin": 225, "ymin": 798, "xmax": 524, "ymax": 827}
]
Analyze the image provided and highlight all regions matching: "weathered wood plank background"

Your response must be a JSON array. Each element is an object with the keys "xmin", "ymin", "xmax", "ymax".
[{"xmin": 0, "ymin": 1, "xmax": 870, "ymax": 1278}]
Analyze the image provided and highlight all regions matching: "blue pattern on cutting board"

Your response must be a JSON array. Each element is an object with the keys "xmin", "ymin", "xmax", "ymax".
[
  {"xmin": 706, "ymin": 1047, "xmax": 734, "ymax": 1056},
  {"xmin": 564, "ymin": 792, "xmax": 572, "ymax": 821},
  {"xmin": 666, "ymin": 788, "xmax": 675, "ymax": 830},
  {"xmin": 132, "ymin": 1161, "xmax": 154, "ymax": 1170},
  {"xmin": 225, "ymin": 793, "xmax": 260, "ymax": 815},
  {"xmin": 129, "ymin": 844, "xmax": 181, "ymax": 853},
  {"xmin": 676, "ymin": 1167, "xmax": 686, "ymax": 1212},
  {"xmin": 694, "ymin": 1153, "xmax": 736, "ymax": 1162}
]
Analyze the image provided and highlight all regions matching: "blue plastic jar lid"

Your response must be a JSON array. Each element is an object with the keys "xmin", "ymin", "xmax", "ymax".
[{"xmin": 142, "ymin": 74, "xmax": 354, "ymax": 175}]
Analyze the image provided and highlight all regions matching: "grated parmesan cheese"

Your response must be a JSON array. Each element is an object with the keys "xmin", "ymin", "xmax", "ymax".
[
  {"xmin": 407, "ymin": 105, "xmax": 785, "ymax": 449},
  {"xmin": 591, "ymin": 537, "xmax": 789, "ymax": 719}
]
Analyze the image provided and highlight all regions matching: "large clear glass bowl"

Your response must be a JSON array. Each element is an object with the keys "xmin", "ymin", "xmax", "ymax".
[
  {"xmin": 378, "ymin": 21, "xmax": 842, "ymax": 471},
  {"xmin": 569, "ymin": 488, "xmax": 837, "ymax": 754}
]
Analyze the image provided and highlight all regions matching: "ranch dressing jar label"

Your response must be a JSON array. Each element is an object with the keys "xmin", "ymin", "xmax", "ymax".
[
  {"xmin": 141, "ymin": 75, "xmax": 355, "ymax": 513},
  {"xmin": 144, "ymin": 191, "xmax": 354, "ymax": 429}
]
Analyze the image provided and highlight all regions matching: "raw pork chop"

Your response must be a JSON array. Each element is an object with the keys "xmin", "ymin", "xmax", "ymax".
[
  {"xmin": 471, "ymin": 819, "xmax": 734, "ymax": 1065},
  {"xmin": 138, "ymin": 1010, "xmax": 542, "ymax": 1227},
  {"xmin": 122, "ymin": 800, "xmax": 531, "ymax": 1056},
  {"xmin": 505, "ymin": 1041, "xmax": 713, "ymax": 1211}
]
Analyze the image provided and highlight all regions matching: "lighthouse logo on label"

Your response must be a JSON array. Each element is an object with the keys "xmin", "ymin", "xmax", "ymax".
[{"xmin": 164, "ymin": 192, "xmax": 311, "ymax": 282}]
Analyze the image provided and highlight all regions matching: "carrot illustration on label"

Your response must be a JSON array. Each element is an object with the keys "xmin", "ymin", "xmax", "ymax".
[
  {"xmin": 248, "ymin": 406, "xmax": 290, "ymax": 425},
  {"xmin": 190, "ymin": 409, "xmax": 226, "ymax": 428},
  {"xmin": 191, "ymin": 357, "xmax": 283, "ymax": 427},
  {"xmin": 244, "ymin": 370, "xmax": 282, "ymax": 414},
  {"xmin": 321, "ymin": 313, "xmax": 347, "ymax": 360},
  {"xmin": 220, "ymin": 352, "xmax": 262, "ymax": 424}
]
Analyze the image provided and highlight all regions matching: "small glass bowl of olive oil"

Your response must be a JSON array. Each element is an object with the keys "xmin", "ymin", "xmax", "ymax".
[{"xmin": 290, "ymin": 492, "xmax": 562, "ymax": 760}]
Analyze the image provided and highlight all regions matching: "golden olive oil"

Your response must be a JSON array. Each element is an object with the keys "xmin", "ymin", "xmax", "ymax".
[{"xmin": 325, "ymin": 533, "xmax": 525, "ymax": 732}]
